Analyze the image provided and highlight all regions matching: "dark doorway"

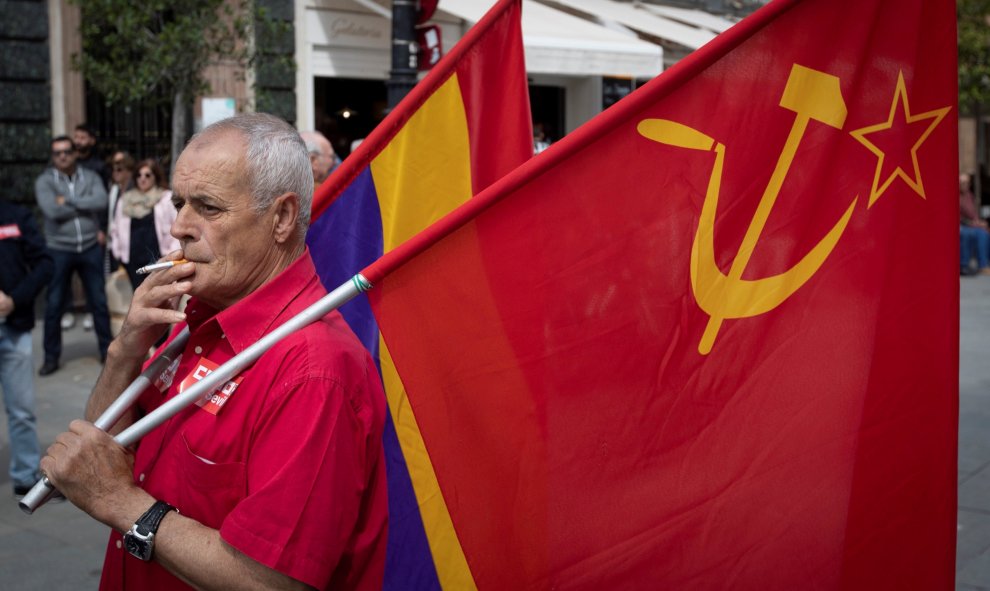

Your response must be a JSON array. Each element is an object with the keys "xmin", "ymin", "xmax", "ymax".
[
  {"xmin": 314, "ymin": 77, "xmax": 388, "ymax": 159},
  {"xmin": 529, "ymin": 84, "xmax": 565, "ymax": 147}
]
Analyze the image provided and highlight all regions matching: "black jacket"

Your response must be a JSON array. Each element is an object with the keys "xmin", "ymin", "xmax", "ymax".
[{"xmin": 0, "ymin": 200, "xmax": 54, "ymax": 331}]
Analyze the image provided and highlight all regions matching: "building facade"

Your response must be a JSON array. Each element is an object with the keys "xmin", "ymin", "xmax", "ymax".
[{"xmin": 9, "ymin": 0, "xmax": 978, "ymax": 202}]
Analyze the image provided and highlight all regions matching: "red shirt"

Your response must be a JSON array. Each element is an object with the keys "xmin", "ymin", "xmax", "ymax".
[{"xmin": 99, "ymin": 250, "xmax": 388, "ymax": 590}]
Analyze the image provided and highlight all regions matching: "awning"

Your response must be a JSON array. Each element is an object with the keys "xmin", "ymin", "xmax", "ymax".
[
  {"xmin": 639, "ymin": 3, "xmax": 739, "ymax": 35},
  {"xmin": 437, "ymin": 0, "xmax": 663, "ymax": 78},
  {"xmin": 541, "ymin": 0, "xmax": 717, "ymax": 50}
]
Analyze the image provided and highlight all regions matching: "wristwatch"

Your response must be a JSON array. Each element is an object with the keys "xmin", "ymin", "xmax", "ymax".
[{"xmin": 123, "ymin": 500, "xmax": 177, "ymax": 561}]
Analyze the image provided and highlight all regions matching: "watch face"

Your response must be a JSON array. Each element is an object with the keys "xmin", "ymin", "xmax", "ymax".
[{"xmin": 124, "ymin": 533, "xmax": 153, "ymax": 561}]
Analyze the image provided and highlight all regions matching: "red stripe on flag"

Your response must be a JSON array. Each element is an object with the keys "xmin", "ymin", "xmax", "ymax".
[
  {"xmin": 311, "ymin": 0, "xmax": 526, "ymax": 221},
  {"xmin": 455, "ymin": 0, "xmax": 532, "ymax": 194}
]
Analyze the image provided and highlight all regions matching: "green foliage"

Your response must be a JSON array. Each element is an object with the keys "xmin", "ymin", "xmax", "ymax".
[
  {"xmin": 68, "ymin": 0, "xmax": 250, "ymax": 106},
  {"xmin": 959, "ymin": 0, "xmax": 990, "ymax": 109}
]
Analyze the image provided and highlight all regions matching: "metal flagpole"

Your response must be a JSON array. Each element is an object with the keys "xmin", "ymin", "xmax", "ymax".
[
  {"xmin": 94, "ymin": 327, "xmax": 190, "ymax": 432},
  {"xmin": 20, "ymin": 274, "xmax": 372, "ymax": 514}
]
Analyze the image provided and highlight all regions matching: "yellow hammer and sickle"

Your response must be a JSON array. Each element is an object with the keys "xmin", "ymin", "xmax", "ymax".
[{"xmin": 638, "ymin": 64, "xmax": 859, "ymax": 355}]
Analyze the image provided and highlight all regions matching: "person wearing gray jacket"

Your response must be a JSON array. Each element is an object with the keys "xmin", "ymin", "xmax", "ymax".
[{"xmin": 35, "ymin": 135, "xmax": 112, "ymax": 376}]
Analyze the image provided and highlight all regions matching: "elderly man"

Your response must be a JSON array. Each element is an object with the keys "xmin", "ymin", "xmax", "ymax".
[
  {"xmin": 41, "ymin": 114, "xmax": 388, "ymax": 590},
  {"xmin": 299, "ymin": 130, "xmax": 339, "ymax": 184}
]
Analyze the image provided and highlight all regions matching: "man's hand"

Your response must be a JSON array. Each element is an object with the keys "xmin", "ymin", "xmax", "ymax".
[
  {"xmin": 97, "ymin": 230, "xmax": 106, "ymax": 246},
  {"xmin": 0, "ymin": 291, "xmax": 13, "ymax": 317},
  {"xmin": 113, "ymin": 251, "xmax": 193, "ymax": 360},
  {"xmin": 55, "ymin": 195, "xmax": 66, "ymax": 206},
  {"xmin": 40, "ymin": 420, "xmax": 144, "ymax": 527}
]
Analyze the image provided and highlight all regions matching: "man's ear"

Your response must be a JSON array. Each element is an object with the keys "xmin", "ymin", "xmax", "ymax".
[{"xmin": 271, "ymin": 192, "xmax": 300, "ymax": 243}]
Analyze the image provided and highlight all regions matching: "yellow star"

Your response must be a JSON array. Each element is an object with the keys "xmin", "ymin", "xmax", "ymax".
[{"xmin": 848, "ymin": 71, "xmax": 951, "ymax": 207}]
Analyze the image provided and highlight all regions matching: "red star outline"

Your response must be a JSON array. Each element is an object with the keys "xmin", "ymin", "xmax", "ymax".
[{"xmin": 848, "ymin": 71, "xmax": 951, "ymax": 207}]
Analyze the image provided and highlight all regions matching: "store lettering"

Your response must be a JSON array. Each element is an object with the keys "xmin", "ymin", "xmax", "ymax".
[{"xmin": 330, "ymin": 17, "xmax": 383, "ymax": 41}]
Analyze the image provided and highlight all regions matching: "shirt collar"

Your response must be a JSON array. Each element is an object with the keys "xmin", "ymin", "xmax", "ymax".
[
  {"xmin": 183, "ymin": 249, "xmax": 322, "ymax": 354},
  {"xmin": 54, "ymin": 167, "xmax": 80, "ymax": 183}
]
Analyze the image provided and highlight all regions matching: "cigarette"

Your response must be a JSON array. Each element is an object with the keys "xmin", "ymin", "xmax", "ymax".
[{"xmin": 136, "ymin": 260, "xmax": 189, "ymax": 275}]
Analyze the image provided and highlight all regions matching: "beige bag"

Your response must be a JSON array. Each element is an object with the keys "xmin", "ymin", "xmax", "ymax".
[{"xmin": 105, "ymin": 266, "xmax": 133, "ymax": 337}]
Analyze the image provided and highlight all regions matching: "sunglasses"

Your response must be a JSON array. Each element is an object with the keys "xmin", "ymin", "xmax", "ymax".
[
  {"xmin": 138, "ymin": 171, "xmax": 155, "ymax": 179},
  {"xmin": 52, "ymin": 149, "xmax": 74, "ymax": 157},
  {"xmin": 113, "ymin": 165, "xmax": 128, "ymax": 172}
]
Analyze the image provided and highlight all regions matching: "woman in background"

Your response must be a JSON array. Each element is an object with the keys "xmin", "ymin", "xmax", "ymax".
[
  {"xmin": 110, "ymin": 159, "xmax": 179, "ymax": 288},
  {"xmin": 105, "ymin": 152, "xmax": 136, "ymax": 272}
]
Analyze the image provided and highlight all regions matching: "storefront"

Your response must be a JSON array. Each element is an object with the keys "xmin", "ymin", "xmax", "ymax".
[{"xmin": 295, "ymin": 0, "xmax": 663, "ymax": 156}]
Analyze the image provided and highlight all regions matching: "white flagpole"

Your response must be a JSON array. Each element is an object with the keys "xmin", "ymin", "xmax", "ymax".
[{"xmin": 20, "ymin": 274, "xmax": 372, "ymax": 514}]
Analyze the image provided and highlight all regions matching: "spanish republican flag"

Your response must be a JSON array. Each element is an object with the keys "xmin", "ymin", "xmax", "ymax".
[
  {"xmin": 304, "ymin": 0, "xmax": 531, "ymax": 588},
  {"xmin": 362, "ymin": 0, "xmax": 958, "ymax": 588}
]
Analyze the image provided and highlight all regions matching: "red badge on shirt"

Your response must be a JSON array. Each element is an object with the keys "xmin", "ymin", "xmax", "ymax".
[
  {"xmin": 178, "ymin": 357, "xmax": 244, "ymax": 416},
  {"xmin": 0, "ymin": 224, "xmax": 21, "ymax": 240}
]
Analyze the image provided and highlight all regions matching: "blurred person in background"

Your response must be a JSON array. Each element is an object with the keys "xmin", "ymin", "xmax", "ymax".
[
  {"xmin": 35, "ymin": 135, "xmax": 112, "ymax": 375},
  {"xmin": 960, "ymin": 172, "xmax": 990, "ymax": 276},
  {"xmin": 110, "ymin": 159, "xmax": 179, "ymax": 289},
  {"xmin": 300, "ymin": 130, "xmax": 339, "ymax": 184},
  {"xmin": 73, "ymin": 123, "xmax": 110, "ymax": 190},
  {"xmin": 63, "ymin": 123, "xmax": 110, "ymax": 332},
  {"xmin": 106, "ymin": 151, "xmax": 137, "ymax": 273},
  {"xmin": 0, "ymin": 195, "xmax": 53, "ymax": 497}
]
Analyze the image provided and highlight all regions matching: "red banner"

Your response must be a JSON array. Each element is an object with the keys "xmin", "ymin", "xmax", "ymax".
[{"xmin": 367, "ymin": 0, "xmax": 958, "ymax": 588}]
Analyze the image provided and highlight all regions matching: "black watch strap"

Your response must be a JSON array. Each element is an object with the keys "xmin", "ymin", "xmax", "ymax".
[{"xmin": 135, "ymin": 500, "xmax": 176, "ymax": 535}]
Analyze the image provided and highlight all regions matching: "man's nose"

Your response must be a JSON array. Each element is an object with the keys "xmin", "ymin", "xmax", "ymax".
[{"xmin": 170, "ymin": 205, "xmax": 197, "ymax": 242}]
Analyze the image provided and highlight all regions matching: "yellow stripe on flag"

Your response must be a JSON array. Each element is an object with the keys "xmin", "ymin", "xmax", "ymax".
[
  {"xmin": 380, "ymin": 343, "xmax": 477, "ymax": 590},
  {"xmin": 372, "ymin": 75, "xmax": 474, "ymax": 249},
  {"xmin": 372, "ymin": 74, "xmax": 477, "ymax": 590}
]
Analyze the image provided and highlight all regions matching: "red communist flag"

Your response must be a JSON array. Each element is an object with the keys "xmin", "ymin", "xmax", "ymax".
[{"xmin": 363, "ymin": 0, "xmax": 958, "ymax": 588}]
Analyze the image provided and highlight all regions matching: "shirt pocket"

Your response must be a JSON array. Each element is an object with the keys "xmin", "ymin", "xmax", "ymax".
[{"xmin": 176, "ymin": 432, "xmax": 247, "ymax": 529}]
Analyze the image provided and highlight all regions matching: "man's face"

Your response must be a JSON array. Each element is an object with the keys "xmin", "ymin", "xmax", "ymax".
[
  {"xmin": 169, "ymin": 130, "xmax": 283, "ymax": 309},
  {"xmin": 309, "ymin": 137, "xmax": 337, "ymax": 184},
  {"xmin": 72, "ymin": 129, "xmax": 94, "ymax": 153},
  {"xmin": 51, "ymin": 140, "xmax": 77, "ymax": 174}
]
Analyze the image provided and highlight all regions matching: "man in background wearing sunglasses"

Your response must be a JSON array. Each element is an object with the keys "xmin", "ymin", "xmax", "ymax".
[{"xmin": 34, "ymin": 136, "xmax": 112, "ymax": 376}]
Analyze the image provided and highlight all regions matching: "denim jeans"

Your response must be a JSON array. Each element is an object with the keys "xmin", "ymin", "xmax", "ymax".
[
  {"xmin": 0, "ymin": 325, "xmax": 41, "ymax": 488},
  {"xmin": 960, "ymin": 225, "xmax": 990, "ymax": 271},
  {"xmin": 43, "ymin": 244, "xmax": 112, "ymax": 363}
]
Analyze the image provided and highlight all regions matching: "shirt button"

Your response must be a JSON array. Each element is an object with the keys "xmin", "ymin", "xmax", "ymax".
[
  {"xmin": 116, "ymin": 540, "xmax": 122, "ymax": 549},
  {"xmin": 194, "ymin": 346, "xmax": 203, "ymax": 354},
  {"xmin": 138, "ymin": 473, "xmax": 145, "ymax": 482}
]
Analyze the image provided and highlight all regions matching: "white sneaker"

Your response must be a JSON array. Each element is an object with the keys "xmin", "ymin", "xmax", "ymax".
[
  {"xmin": 60, "ymin": 313, "xmax": 75, "ymax": 330},
  {"xmin": 83, "ymin": 315, "xmax": 93, "ymax": 331}
]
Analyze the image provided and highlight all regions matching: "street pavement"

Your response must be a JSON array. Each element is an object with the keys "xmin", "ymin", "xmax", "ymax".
[
  {"xmin": 0, "ymin": 278, "xmax": 988, "ymax": 589},
  {"xmin": 0, "ymin": 316, "xmax": 106, "ymax": 590},
  {"xmin": 959, "ymin": 276, "xmax": 990, "ymax": 590}
]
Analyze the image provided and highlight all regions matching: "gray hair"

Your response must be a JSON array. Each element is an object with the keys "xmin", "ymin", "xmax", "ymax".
[
  {"xmin": 302, "ymin": 137, "xmax": 323, "ymax": 156},
  {"xmin": 193, "ymin": 113, "xmax": 314, "ymax": 230}
]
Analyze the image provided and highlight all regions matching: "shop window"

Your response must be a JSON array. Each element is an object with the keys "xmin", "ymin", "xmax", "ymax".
[
  {"xmin": 530, "ymin": 84, "xmax": 565, "ymax": 153},
  {"xmin": 314, "ymin": 77, "xmax": 388, "ymax": 159}
]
